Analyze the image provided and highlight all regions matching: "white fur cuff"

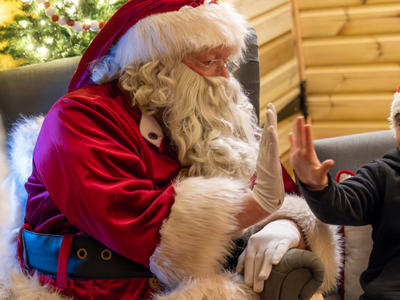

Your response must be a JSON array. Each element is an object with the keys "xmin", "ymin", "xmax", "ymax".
[
  {"xmin": 114, "ymin": 0, "xmax": 249, "ymax": 69},
  {"xmin": 149, "ymin": 176, "xmax": 247, "ymax": 288}
]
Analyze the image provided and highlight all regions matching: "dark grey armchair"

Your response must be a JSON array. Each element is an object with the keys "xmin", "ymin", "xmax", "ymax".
[{"xmin": 0, "ymin": 29, "xmax": 324, "ymax": 300}]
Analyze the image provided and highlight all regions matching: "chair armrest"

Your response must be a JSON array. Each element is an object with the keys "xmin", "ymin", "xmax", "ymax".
[{"xmin": 260, "ymin": 249, "xmax": 324, "ymax": 300}]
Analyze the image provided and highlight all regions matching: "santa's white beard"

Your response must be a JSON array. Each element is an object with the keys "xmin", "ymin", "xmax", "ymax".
[
  {"xmin": 120, "ymin": 62, "xmax": 259, "ymax": 181},
  {"xmin": 161, "ymin": 64, "xmax": 259, "ymax": 180}
]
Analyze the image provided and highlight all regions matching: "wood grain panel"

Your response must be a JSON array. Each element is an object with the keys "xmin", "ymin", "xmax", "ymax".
[
  {"xmin": 227, "ymin": 0, "xmax": 288, "ymax": 19},
  {"xmin": 277, "ymin": 112, "xmax": 302, "ymax": 155},
  {"xmin": 306, "ymin": 64, "xmax": 400, "ymax": 93},
  {"xmin": 311, "ymin": 121, "xmax": 390, "ymax": 139},
  {"xmin": 300, "ymin": 4, "xmax": 400, "ymax": 38},
  {"xmin": 249, "ymin": 3, "xmax": 293, "ymax": 46},
  {"xmin": 260, "ymin": 86, "xmax": 300, "ymax": 125},
  {"xmin": 260, "ymin": 58, "xmax": 300, "ymax": 110},
  {"xmin": 308, "ymin": 93, "xmax": 392, "ymax": 121},
  {"xmin": 259, "ymin": 32, "xmax": 295, "ymax": 77},
  {"xmin": 298, "ymin": 0, "xmax": 400, "ymax": 10},
  {"xmin": 303, "ymin": 34, "xmax": 400, "ymax": 66}
]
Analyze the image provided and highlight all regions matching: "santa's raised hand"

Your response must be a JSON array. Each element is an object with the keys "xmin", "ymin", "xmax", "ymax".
[
  {"xmin": 251, "ymin": 103, "xmax": 284, "ymax": 213},
  {"xmin": 288, "ymin": 116, "xmax": 334, "ymax": 190}
]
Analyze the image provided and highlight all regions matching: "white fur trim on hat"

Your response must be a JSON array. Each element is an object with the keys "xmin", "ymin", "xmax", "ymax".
[
  {"xmin": 389, "ymin": 91, "xmax": 400, "ymax": 133},
  {"xmin": 113, "ymin": 0, "xmax": 249, "ymax": 69}
]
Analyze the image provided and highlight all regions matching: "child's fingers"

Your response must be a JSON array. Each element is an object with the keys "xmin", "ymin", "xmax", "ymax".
[
  {"xmin": 319, "ymin": 160, "xmax": 335, "ymax": 178},
  {"xmin": 295, "ymin": 117, "xmax": 304, "ymax": 149},
  {"xmin": 300, "ymin": 117, "xmax": 306, "ymax": 149},
  {"xmin": 304, "ymin": 124, "xmax": 314, "ymax": 154}
]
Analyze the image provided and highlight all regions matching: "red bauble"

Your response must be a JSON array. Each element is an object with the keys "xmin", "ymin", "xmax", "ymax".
[
  {"xmin": 44, "ymin": 2, "xmax": 50, "ymax": 8},
  {"xmin": 51, "ymin": 15, "xmax": 59, "ymax": 22},
  {"xmin": 83, "ymin": 24, "xmax": 90, "ymax": 31},
  {"xmin": 99, "ymin": 21, "xmax": 105, "ymax": 28},
  {"xmin": 67, "ymin": 19, "xmax": 75, "ymax": 26}
]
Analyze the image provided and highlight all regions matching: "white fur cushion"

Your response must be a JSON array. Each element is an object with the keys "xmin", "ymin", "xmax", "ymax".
[
  {"xmin": 343, "ymin": 225, "xmax": 373, "ymax": 300},
  {"xmin": 338, "ymin": 171, "xmax": 373, "ymax": 300}
]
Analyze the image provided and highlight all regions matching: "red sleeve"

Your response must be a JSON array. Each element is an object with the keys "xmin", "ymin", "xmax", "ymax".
[{"xmin": 33, "ymin": 96, "xmax": 177, "ymax": 268}]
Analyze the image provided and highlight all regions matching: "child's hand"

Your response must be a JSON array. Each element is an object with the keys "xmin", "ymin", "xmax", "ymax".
[{"xmin": 288, "ymin": 117, "xmax": 334, "ymax": 190}]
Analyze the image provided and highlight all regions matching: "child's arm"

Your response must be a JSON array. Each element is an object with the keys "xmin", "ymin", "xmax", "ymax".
[
  {"xmin": 288, "ymin": 116, "xmax": 381, "ymax": 226},
  {"xmin": 288, "ymin": 116, "xmax": 335, "ymax": 190}
]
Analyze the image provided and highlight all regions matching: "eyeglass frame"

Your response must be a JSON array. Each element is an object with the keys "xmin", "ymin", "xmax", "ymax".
[{"xmin": 186, "ymin": 56, "xmax": 241, "ymax": 77}]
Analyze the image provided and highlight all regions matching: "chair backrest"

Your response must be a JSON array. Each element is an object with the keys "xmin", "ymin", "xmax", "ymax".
[
  {"xmin": 313, "ymin": 130, "xmax": 397, "ymax": 178},
  {"xmin": 0, "ymin": 28, "xmax": 260, "ymax": 135},
  {"xmin": 0, "ymin": 57, "xmax": 81, "ymax": 133}
]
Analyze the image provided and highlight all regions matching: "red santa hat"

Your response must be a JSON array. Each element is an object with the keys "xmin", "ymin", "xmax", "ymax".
[
  {"xmin": 389, "ymin": 86, "xmax": 400, "ymax": 132},
  {"xmin": 68, "ymin": 0, "xmax": 249, "ymax": 93}
]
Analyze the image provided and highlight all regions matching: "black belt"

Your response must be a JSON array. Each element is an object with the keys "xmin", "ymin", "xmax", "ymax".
[{"xmin": 22, "ymin": 229, "xmax": 154, "ymax": 280}]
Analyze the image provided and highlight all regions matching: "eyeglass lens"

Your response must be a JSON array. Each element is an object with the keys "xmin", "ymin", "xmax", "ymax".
[
  {"xmin": 227, "ymin": 62, "xmax": 240, "ymax": 74},
  {"xmin": 204, "ymin": 60, "xmax": 240, "ymax": 76},
  {"xmin": 205, "ymin": 60, "xmax": 224, "ymax": 77}
]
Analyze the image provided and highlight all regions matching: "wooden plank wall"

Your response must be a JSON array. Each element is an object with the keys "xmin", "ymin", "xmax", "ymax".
[
  {"xmin": 297, "ymin": 0, "xmax": 400, "ymax": 139},
  {"xmin": 228, "ymin": 0, "xmax": 302, "ymax": 177}
]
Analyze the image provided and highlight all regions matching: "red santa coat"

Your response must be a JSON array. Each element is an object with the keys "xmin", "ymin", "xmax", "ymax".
[{"xmin": 23, "ymin": 81, "xmax": 298, "ymax": 299}]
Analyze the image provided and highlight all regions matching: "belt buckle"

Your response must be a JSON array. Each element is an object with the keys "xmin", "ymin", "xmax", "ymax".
[
  {"xmin": 148, "ymin": 278, "xmax": 164, "ymax": 291},
  {"xmin": 177, "ymin": 167, "xmax": 189, "ymax": 179}
]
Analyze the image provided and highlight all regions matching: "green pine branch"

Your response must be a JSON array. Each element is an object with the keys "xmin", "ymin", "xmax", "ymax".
[{"xmin": 0, "ymin": 0, "xmax": 128, "ymax": 66}]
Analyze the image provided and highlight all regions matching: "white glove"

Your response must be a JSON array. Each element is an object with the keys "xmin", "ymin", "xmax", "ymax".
[
  {"xmin": 251, "ymin": 103, "xmax": 284, "ymax": 213},
  {"xmin": 236, "ymin": 220, "xmax": 301, "ymax": 293}
]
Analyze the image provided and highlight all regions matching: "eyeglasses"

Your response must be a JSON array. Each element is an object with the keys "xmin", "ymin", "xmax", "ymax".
[{"xmin": 187, "ymin": 56, "xmax": 241, "ymax": 77}]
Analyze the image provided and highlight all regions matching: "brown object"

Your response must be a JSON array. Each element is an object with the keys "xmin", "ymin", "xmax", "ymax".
[
  {"xmin": 83, "ymin": 24, "xmax": 90, "ymax": 31},
  {"xmin": 99, "ymin": 20, "xmax": 105, "ymax": 28},
  {"xmin": 44, "ymin": 2, "xmax": 50, "ymax": 8},
  {"xmin": 67, "ymin": 19, "xmax": 75, "ymax": 26},
  {"xmin": 51, "ymin": 15, "xmax": 59, "ymax": 22}
]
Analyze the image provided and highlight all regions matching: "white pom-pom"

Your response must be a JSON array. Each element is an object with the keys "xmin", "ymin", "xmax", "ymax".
[
  {"xmin": 45, "ymin": 6, "xmax": 56, "ymax": 17},
  {"xmin": 73, "ymin": 22, "xmax": 83, "ymax": 32},
  {"xmin": 58, "ymin": 16, "xmax": 67, "ymax": 26},
  {"xmin": 37, "ymin": 0, "xmax": 46, "ymax": 4},
  {"xmin": 90, "ymin": 20, "xmax": 99, "ymax": 31}
]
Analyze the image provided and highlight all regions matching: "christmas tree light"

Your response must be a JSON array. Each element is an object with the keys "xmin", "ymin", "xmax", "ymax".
[{"xmin": 0, "ymin": 0, "xmax": 128, "ymax": 66}]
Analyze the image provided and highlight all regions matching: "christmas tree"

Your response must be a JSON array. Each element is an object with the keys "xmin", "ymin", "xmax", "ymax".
[{"xmin": 0, "ymin": 0, "xmax": 127, "ymax": 66}]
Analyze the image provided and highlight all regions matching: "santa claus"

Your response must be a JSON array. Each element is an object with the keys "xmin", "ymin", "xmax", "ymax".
[{"xmin": 0, "ymin": 0, "xmax": 341, "ymax": 299}]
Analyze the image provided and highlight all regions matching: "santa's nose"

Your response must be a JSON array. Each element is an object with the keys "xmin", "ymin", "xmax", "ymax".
[{"xmin": 218, "ymin": 66, "xmax": 230, "ymax": 79}]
